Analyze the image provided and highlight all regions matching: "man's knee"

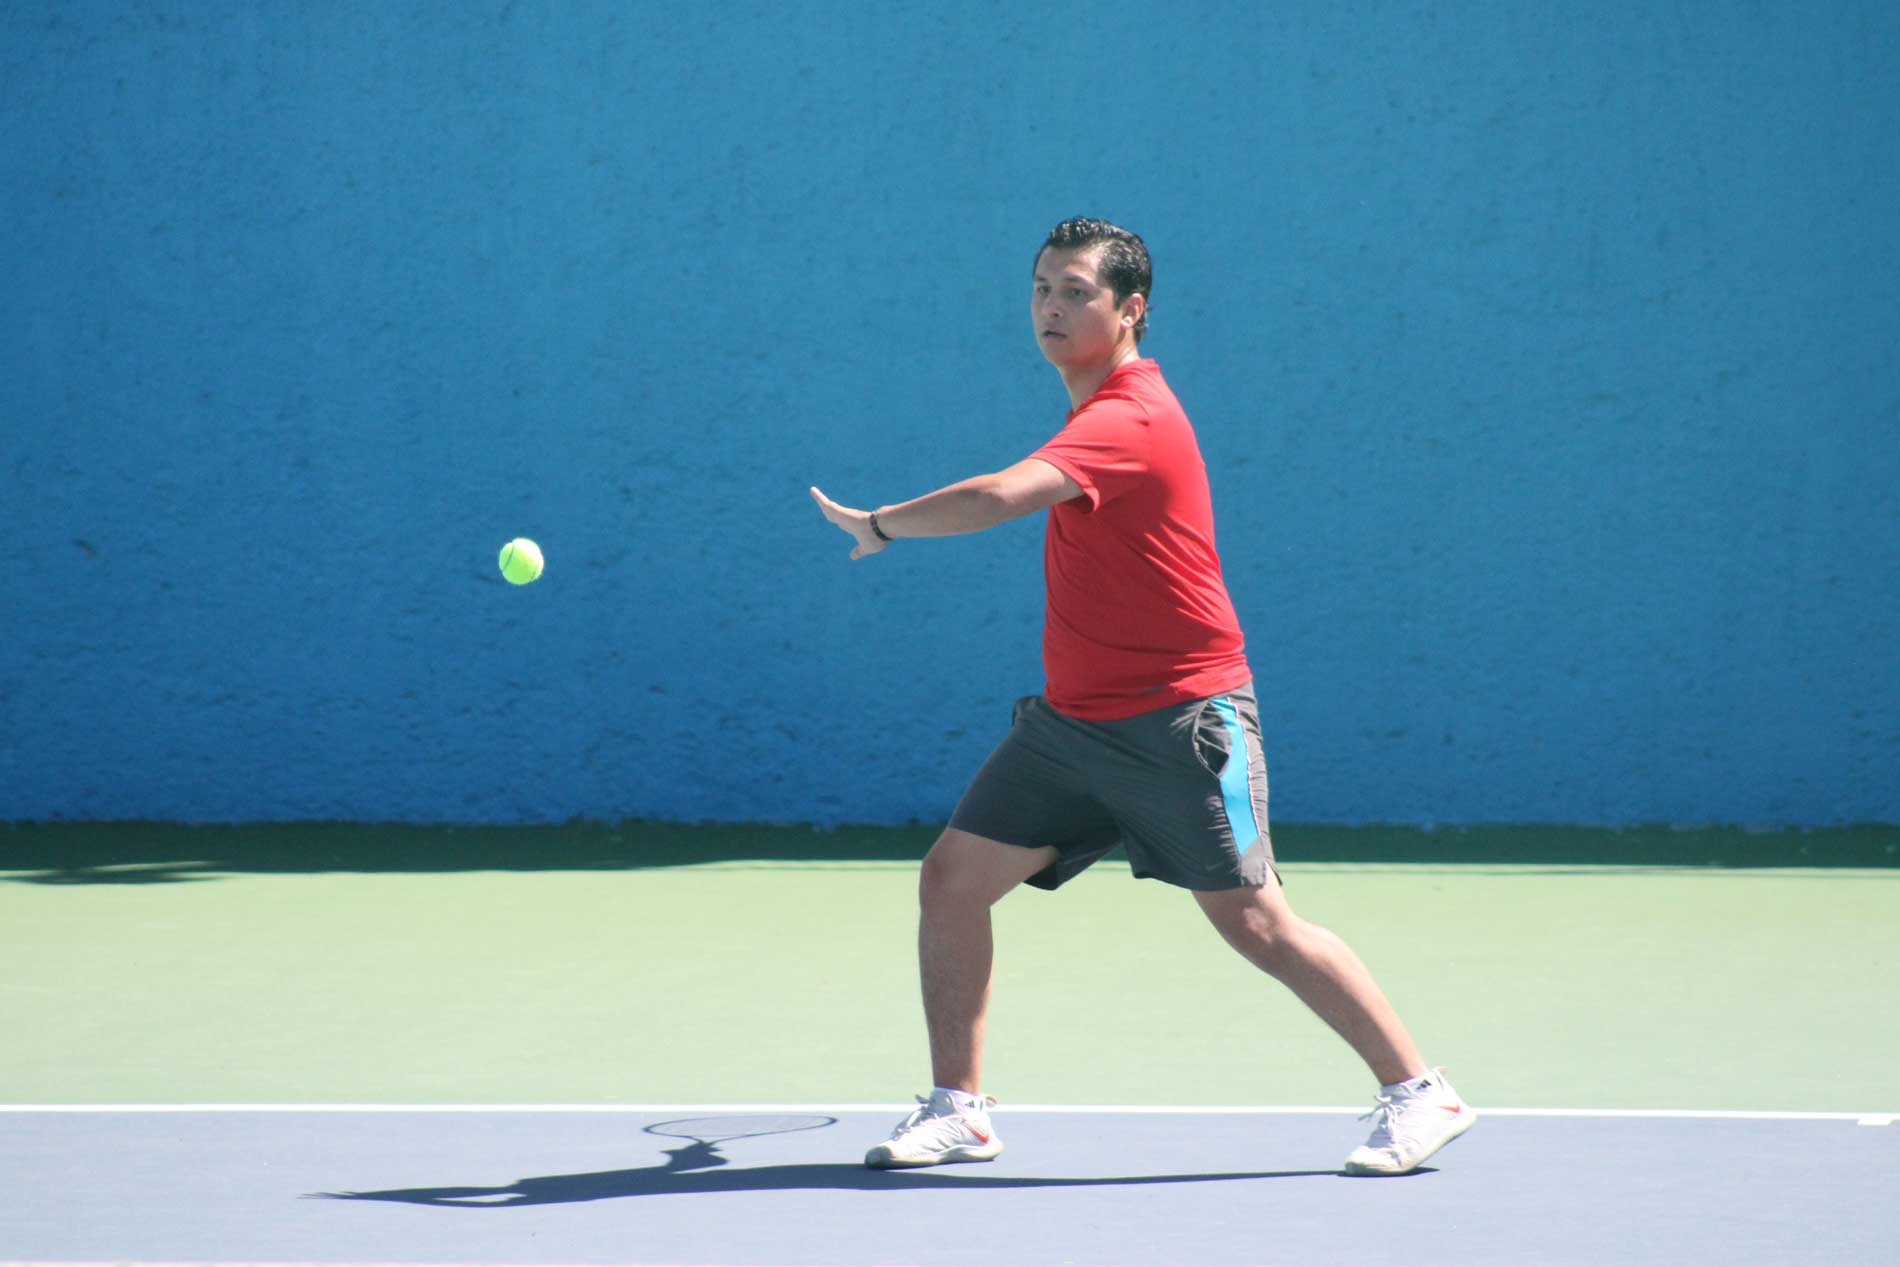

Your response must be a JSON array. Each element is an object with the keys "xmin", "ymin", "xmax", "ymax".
[{"xmin": 1196, "ymin": 884, "xmax": 1309, "ymax": 970}]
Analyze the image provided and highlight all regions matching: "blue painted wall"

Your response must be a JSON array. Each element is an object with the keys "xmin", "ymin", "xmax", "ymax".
[{"xmin": 5, "ymin": 2, "xmax": 1896, "ymax": 826}]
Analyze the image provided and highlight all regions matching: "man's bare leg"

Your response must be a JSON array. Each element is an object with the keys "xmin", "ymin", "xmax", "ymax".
[
  {"xmin": 916, "ymin": 829, "xmax": 1059, "ymax": 1093},
  {"xmin": 1198, "ymin": 878, "xmax": 1478, "ymax": 1174},
  {"xmin": 1194, "ymin": 880, "xmax": 1425, "ymax": 1086}
]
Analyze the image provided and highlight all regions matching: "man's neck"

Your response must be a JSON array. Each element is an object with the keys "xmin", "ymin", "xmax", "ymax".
[{"xmin": 1061, "ymin": 344, "xmax": 1142, "ymax": 409}]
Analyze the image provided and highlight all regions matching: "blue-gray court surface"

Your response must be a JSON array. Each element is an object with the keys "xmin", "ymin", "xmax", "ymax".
[{"xmin": 4, "ymin": 1105, "xmax": 1896, "ymax": 1266}]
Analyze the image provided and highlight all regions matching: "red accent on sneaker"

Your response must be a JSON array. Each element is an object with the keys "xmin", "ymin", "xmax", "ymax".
[
  {"xmin": 969, "ymin": 1126, "xmax": 992, "ymax": 1142},
  {"xmin": 1444, "ymin": 1103, "xmax": 1467, "ymax": 1114}
]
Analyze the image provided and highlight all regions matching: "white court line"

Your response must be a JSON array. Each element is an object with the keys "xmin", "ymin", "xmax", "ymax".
[{"xmin": 0, "ymin": 1103, "xmax": 1891, "ymax": 1122}]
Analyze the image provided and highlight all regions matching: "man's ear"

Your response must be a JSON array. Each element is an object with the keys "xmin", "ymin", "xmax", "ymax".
[{"xmin": 1120, "ymin": 292, "xmax": 1147, "ymax": 328}]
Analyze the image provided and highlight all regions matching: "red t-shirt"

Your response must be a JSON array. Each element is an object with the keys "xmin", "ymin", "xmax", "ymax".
[{"xmin": 1028, "ymin": 359, "xmax": 1252, "ymax": 720}]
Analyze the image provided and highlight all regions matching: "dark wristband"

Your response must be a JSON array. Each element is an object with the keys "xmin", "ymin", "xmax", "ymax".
[{"xmin": 869, "ymin": 511, "xmax": 892, "ymax": 542}]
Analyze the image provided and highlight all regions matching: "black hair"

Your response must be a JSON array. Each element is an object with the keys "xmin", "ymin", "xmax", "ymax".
[{"xmin": 1036, "ymin": 217, "xmax": 1152, "ymax": 343}]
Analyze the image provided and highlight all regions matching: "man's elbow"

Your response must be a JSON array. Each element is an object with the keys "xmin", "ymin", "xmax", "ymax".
[{"xmin": 973, "ymin": 473, "xmax": 1043, "ymax": 524}]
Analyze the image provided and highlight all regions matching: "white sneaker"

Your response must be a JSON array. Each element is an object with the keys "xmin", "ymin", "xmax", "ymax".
[
  {"xmin": 1343, "ymin": 1068, "xmax": 1476, "ymax": 1175},
  {"xmin": 864, "ymin": 1090, "xmax": 1003, "ymax": 1169}
]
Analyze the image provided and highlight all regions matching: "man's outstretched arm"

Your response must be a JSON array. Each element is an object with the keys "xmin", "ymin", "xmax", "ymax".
[{"xmin": 810, "ymin": 458, "xmax": 1081, "ymax": 560}]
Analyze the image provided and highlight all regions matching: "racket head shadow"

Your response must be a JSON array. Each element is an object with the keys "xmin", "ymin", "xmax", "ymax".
[{"xmin": 642, "ymin": 1114, "xmax": 838, "ymax": 1146}]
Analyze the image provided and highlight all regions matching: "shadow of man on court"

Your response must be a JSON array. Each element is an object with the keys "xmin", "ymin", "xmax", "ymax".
[
  {"xmin": 309, "ymin": 1111, "xmax": 1382, "ymax": 1208},
  {"xmin": 312, "ymin": 1156, "xmax": 1348, "ymax": 1208},
  {"xmin": 314, "ymin": 1137, "xmax": 739, "ymax": 1207}
]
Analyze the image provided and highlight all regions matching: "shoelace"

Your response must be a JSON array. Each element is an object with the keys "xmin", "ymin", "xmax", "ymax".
[
  {"xmin": 1359, "ymin": 1087, "xmax": 1456, "ymax": 1154},
  {"xmin": 893, "ymin": 1096, "xmax": 935, "ymax": 1132},
  {"xmin": 1359, "ymin": 1068, "xmax": 1455, "ymax": 1143},
  {"xmin": 890, "ymin": 1095, "xmax": 985, "ymax": 1147},
  {"xmin": 1357, "ymin": 1093, "xmax": 1402, "ymax": 1148}
]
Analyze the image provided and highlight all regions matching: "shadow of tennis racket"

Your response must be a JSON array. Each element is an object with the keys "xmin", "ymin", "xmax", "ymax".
[{"xmin": 643, "ymin": 1114, "xmax": 839, "ymax": 1173}]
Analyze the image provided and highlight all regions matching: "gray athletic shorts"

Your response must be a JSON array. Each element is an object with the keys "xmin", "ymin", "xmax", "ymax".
[{"xmin": 949, "ymin": 681, "xmax": 1278, "ymax": 892}]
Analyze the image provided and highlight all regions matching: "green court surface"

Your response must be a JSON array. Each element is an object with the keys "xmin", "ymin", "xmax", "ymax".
[{"xmin": 3, "ymin": 822, "xmax": 1896, "ymax": 1113}]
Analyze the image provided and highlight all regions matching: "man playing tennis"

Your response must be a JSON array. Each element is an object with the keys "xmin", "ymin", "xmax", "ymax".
[{"xmin": 810, "ymin": 217, "xmax": 1474, "ymax": 1176}]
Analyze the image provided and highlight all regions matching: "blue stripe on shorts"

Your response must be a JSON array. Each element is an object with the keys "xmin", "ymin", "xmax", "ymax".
[{"xmin": 1209, "ymin": 695, "xmax": 1259, "ymax": 852}]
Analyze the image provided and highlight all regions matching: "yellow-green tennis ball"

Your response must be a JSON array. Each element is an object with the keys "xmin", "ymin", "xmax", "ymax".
[{"xmin": 498, "ymin": 537, "xmax": 544, "ymax": 585}]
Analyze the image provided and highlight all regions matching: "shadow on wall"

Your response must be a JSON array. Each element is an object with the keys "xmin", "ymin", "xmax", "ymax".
[{"xmin": 0, "ymin": 821, "xmax": 1894, "ymax": 885}]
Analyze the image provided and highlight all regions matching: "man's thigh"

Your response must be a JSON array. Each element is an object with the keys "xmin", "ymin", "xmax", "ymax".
[
  {"xmin": 948, "ymin": 695, "xmax": 1122, "ymax": 890},
  {"xmin": 921, "ymin": 828, "xmax": 1060, "ymax": 905},
  {"xmin": 1092, "ymin": 685, "xmax": 1278, "ymax": 891}
]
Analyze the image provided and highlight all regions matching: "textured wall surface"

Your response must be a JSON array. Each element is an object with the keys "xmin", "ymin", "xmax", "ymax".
[{"xmin": 5, "ymin": 2, "xmax": 1896, "ymax": 826}]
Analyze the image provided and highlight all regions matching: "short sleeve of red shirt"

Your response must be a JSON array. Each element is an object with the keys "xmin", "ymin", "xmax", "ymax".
[
  {"xmin": 1030, "ymin": 385, "xmax": 1150, "ymax": 511},
  {"xmin": 1028, "ymin": 359, "xmax": 1252, "ymax": 720}
]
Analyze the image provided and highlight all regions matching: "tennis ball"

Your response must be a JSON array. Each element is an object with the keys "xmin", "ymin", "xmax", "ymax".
[{"xmin": 498, "ymin": 537, "xmax": 544, "ymax": 585}]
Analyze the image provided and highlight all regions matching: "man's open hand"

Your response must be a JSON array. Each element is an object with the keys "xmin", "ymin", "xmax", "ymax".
[{"xmin": 809, "ymin": 486, "xmax": 888, "ymax": 560}]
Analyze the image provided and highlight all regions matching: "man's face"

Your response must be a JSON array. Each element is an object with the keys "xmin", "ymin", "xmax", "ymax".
[{"xmin": 1032, "ymin": 245, "xmax": 1140, "ymax": 369}]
